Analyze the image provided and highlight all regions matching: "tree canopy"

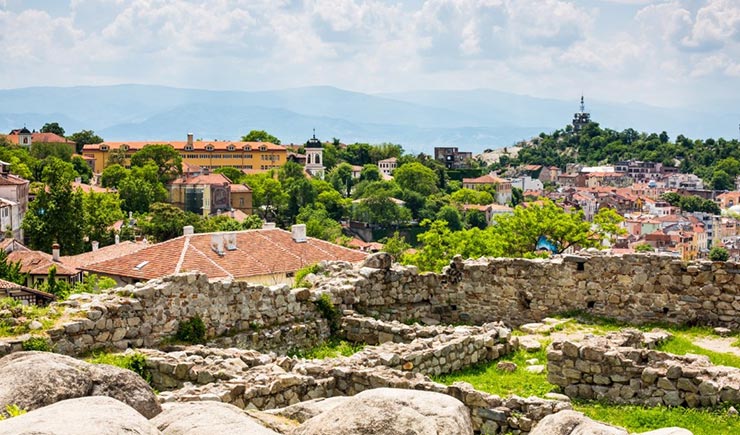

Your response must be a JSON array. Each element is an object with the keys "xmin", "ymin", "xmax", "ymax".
[{"xmin": 241, "ymin": 130, "xmax": 281, "ymax": 144}]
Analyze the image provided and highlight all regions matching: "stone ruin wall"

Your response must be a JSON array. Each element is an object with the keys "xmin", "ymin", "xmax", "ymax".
[
  {"xmin": 2, "ymin": 252, "xmax": 739, "ymax": 358},
  {"xmin": 547, "ymin": 330, "xmax": 740, "ymax": 408},
  {"xmin": 317, "ymin": 253, "xmax": 740, "ymax": 330}
]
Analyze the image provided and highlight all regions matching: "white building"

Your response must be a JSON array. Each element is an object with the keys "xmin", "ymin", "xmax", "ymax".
[
  {"xmin": 377, "ymin": 157, "xmax": 397, "ymax": 177},
  {"xmin": 0, "ymin": 199, "xmax": 22, "ymax": 240}
]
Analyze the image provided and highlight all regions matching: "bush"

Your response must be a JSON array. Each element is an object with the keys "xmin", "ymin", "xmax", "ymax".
[
  {"xmin": 175, "ymin": 315, "xmax": 206, "ymax": 344},
  {"xmin": 634, "ymin": 243, "xmax": 654, "ymax": 253},
  {"xmin": 314, "ymin": 293, "xmax": 340, "ymax": 334},
  {"xmin": 87, "ymin": 351, "xmax": 151, "ymax": 384},
  {"xmin": 0, "ymin": 404, "xmax": 27, "ymax": 420},
  {"xmin": 22, "ymin": 336, "xmax": 51, "ymax": 352},
  {"xmin": 709, "ymin": 247, "xmax": 729, "ymax": 262},
  {"xmin": 295, "ymin": 263, "xmax": 321, "ymax": 288}
]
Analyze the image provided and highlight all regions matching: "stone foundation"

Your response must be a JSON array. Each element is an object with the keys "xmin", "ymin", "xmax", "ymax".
[{"xmin": 547, "ymin": 330, "xmax": 740, "ymax": 407}]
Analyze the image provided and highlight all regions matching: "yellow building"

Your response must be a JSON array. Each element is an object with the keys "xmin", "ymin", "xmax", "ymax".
[{"xmin": 82, "ymin": 133, "xmax": 287, "ymax": 173}]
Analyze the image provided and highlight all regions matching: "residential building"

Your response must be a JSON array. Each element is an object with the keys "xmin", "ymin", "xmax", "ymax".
[
  {"xmin": 462, "ymin": 203, "xmax": 513, "ymax": 226},
  {"xmin": 434, "ymin": 147, "xmax": 473, "ymax": 169},
  {"xmin": 614, "ymin": 161, "xmax": 676, "ymax": 182},
  {"xmin": 82, "ymin": 133, "xmax": 287, "ymax": 173},
  {"xmin": 229, "ymin": 184, "xmax": 253, "ymax": 215},
  {"xmin": 80, "ymin": 226, "xmax": 368, "ymax": 286},
  {"xmin": 462, "ymin": 173, "xmax": 512, "ymax": 205},
  {"xmin": 664, "ymin": 173, "xmax": 704, "ymax": 190},
  {"xmin": 0, "ymin": 278, "xmax": 54, "ymax": 306},
  {"xmin": 169, "ymin": 173, "xmax": 232, "ymax": 217},
  {"xmin": 509, "ymin": 175, "xmax": 543, "ymax": 192},
  {"xmin": 4, "ymin": 128, "xmax": 75, "ymax": 153},
  {"xmin": 0, "ymin": 199, "xmax": 22, "ymax": 240},
  {"xmin": 60, "ymin": 240, "xmax": 149, "ymax": 273},
  {"xmin": 717, "ymin": 191, "xmax": 740, "ymax": 209},
  {"xmin": 377, "ymin": 157, "xmax": 397, "ymax": 177},
  {"xmin": 8, "ymin": 244, "xmax": 82, "ymax": 287},
  {"xmin": 0, "ymin": 164, "xmax": 29, "ymax": 240},
  {"xmin": 584, "ymin": 172, "xmax": 632, "ymax": 188}
]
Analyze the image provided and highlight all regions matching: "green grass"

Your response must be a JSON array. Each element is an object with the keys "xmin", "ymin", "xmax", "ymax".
[
  {"xmin": 656, "ymin": 336, "xmax": 740, "ymax": 369},
  {"xmin": 0, "ymin": 297, "xmax": 60, "ymax": 337},
  {"xmin": 434, "ymin": 342, "xmax": 557, "ymax": 398},
  {"xmin": 575, "ymin": 402, "xmax": 740, "ymax": 435},
  {"xmin": 288, "ymin": 338, "xmax": 365, "ymax": 359},
  {"xmin": 85, "ymin": 350, "xmax": 151, "ymax": 384},
  {"xmin": 732, "ymin": 338, "xmax": 740, "ymax": 348}
]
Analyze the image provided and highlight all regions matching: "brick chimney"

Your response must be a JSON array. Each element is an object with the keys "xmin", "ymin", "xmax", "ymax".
[
  {"xmin": 187, "ymin": 132, "xmax": 194, "ymax": 147},
  {"xmin": 52, "ymin": 243, "xmax": 60, "ymax": 262}
]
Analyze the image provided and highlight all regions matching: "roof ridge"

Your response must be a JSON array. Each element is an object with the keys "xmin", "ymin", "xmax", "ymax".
[
  {"xmin": 187, "ymin": 240, "xmax": 234, "ymax": 279},
  {"xmin": 174, "ymin": 236, "xmax": 190, "ymax": 274},
  {"xmin": 255, "ymin": 230, "xmax": 302, "ymax": 264}
]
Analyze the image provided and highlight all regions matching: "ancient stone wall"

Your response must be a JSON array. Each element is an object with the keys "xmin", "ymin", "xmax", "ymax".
[
  {"xmin": 315, "ymin": 253, "xmax": 740, "ymax": 330},
  {"xmin": 547, "ymin": 330, "xmax": 740, "ymax": 407}
]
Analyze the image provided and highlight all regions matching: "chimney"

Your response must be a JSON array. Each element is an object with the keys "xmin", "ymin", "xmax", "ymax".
[
  {"xmin": 91, "ymin": 241, "xmax": 99, "ymax": 252},
  {"xmin": 115, "ymin": 234, "xmax": 120, "ymax": 245},
  {"xmin": 187, "ymin": 133, "xmax": 194, "ymax": 147},
  {"xmin": 230, "ymin": 209, "xmax": 235, "ymax": 218},
  {"xmin": 52, "ymin": 243, "xmax": 60, "ymax": 262},
  {"xmin": 292, "ymin": 224, "xmax": 307, "ymax": 243},
  {"xmin": 262, "ymin": 222, "xmax": 276, "ymax": 230},
  {"xmin": 183, "ymin": 225, "xmax": 194, "ymax": 236}
]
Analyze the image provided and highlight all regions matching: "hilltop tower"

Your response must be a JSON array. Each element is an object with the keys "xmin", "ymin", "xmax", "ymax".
[
  {"xmin": 304, "ymin": 129, "xmax": 325, "ymax": 179},
  {"xmin": 572, "ymin": 95, "xmax": 591, "ymax": 133}
]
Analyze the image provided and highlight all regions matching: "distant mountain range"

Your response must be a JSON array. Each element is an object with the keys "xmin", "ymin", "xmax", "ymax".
[{"xmin": 0, "ymin": 85, "xmax": 737, "ymax": 154}]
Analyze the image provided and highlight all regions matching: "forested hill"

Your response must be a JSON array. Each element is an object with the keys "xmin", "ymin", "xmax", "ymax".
[{"xmin": 512, "ymin": 122, "xmax": 740, "ymax": 190}]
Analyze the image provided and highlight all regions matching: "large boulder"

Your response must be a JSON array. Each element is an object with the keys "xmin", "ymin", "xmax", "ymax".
[
  {"xmin": 292, "ymin": 388, "xmax": 473, "ymax": 435},
  {"xmin": 152, "ymin": 401, "xmax": 280, "ymax": 435},
  {"xmin": 529, "ymin": 410, "xmax": 627, "ymax": 435},
  {"xmin": 0, "ymin": 351, "xmax": 161, "ymax": 418},
  {"xmin": 0, "ymin": 396, "xmax": 161, "ymax": 435},
  {"xmin": 267, "ymin": 397, "xmax": 349, "ymax": 423}
]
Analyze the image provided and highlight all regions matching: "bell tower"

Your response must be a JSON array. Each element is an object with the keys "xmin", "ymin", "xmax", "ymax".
[{"xmin": 304, "ymin": 129, "xmax": 325, "ymax": 179}]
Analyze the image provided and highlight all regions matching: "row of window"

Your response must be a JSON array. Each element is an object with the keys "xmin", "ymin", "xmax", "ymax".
[
  {"xmin": 183, "ymin": 154, "xmax": 256, "ymax": 159},
  {"xmin": 261, "ymin": 155, "xmax": 280, "ymax": 161},
  {"xmin": 99, "ymin": 144, "xmax": 273, "ymax": 152}
]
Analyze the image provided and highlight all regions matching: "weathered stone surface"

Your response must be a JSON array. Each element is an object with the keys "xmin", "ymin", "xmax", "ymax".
[
  {"xmin": 529, "ymin": 410, "xmax": 628, "ymax": 435},
  {"xmin": 0, "ymin": 396, "xmax": 160, "ymax": 435},
  {"xmin": 292, "ymin": 388, "xmax": 473, "ymax": 435},
  {"xmin": 362, "ymin": 252, "xmax": 393, "ymax": 270},
  {"xmin": 0, "ymin": 351, "xmax": 161, "ymax": 418},
  {"xmin": 152, "ymin": 401, "xmax": 280, "ymax": 435},
  {"xmin": 519, "ymin": 336, "xmax": 543, "ymax": 352}
]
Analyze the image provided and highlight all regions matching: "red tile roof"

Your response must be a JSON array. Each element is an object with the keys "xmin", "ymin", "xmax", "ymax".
[
  {"xmin": 5, "ymin": 132, "xmax": 72, "ymax": 144},
  {"xmin": 60, "ymin": 241, "xmax": 150, "ymax": 271},
  {"xmin": 8, "ymin": 250, "xmax": 79, "ymax": 276},
  {"xmin": 462, "ymin": 174, "xmax": 508, "ymax": 184},
  {"xmin": 83, "ymin": 141, "xmax": 286, "ymax": 152},
  {"xmin": 0, "ymin": 174, "xmax": 29, "ymax": 186},
  {"xmin": 171, "ymin": 174, "xmax": 231, "ymax": 185},
  {"xmin": 230, "ymin": 184, "xmax": 252, "ymax": 193},
  {"xmin": 81, "ymin": 228, "xmax": 368, "ymax": 282}
]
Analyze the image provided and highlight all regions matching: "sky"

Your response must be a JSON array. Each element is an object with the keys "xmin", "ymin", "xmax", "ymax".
[{"xmin": 1, "ymin": 0, "xmax": 739, "ymax": 111}]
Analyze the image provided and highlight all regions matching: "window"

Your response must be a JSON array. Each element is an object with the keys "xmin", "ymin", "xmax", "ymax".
[
  {"xmin": 227, "ymin": 144, "xmax": 235, "ymax": 151},
  {"xmin": 121, "ymin": 144, "xmax": 129, "ymax": 151},
  {"xmin": 243, "ymin": 145, "xmax": 251, "ymax": 151},
  {"xmin": 239, "ymin": 198, "xmax": 244, "ymax": 206},
  {"xmin": 100, "ymin": 145, "xmax": 109, "ymax": 151},
  {"xmin": 185, "ymin": 145, "xmax": 194, "ymax": 151},
  {"xmin": 259, "ymin": 146, "xmax": 267, "ymax": 151},
  {"xmin": 205, "ymin": 144, "xmax": 214, "ymax": 151}
]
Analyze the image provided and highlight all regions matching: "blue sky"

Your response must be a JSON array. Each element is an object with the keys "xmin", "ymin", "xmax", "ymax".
[{"xmin": 1, "ymin": 0, "xmax": 739, "ymax": 111}]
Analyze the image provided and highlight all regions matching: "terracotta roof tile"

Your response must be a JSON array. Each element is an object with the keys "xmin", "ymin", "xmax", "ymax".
[
  {"xmin": 81, "ymin": 229, "xmax": 367, "ymax": 282},
  {"xmin": 83, "ymin": 141, "xmax": 286, "ymax": 152},
  {"xmin": 7, "ymin": 250, "xmax": 79, "ymax": 276},
  {"xmin": 60, "ymin": 241, "xmax": 150, "ymax": 271},
  {"xmin": 171, "ymin": 174, "xmax": 231, "ymax": 185},
  {"xmin": 462, "ymin": 174, "xmax": 508, "ymax": 184}
]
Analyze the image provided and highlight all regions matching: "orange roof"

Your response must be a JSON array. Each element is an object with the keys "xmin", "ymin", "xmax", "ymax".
[
  {"xmin": 6, "ymin": 132, "xmax": 72, "ymax": 144},
  {"xmin": 462, "ymin": 174, "xmax": 508, "ymax": 184},
  {"xmin": 8, "ymin": 250, "xmax": 79, "ymax": 276},
  {"xmin": 81, "ymin": 228, "xmax": 368, "ymax": 282},
  {"xmin": 60, "ymin": 241, "xmax": 150, "ymax": 271},
  {"xmin": 230, "ymin": 184, "xmax": 252, "ymax": 193},
  {"xmin": 0, "ymin": 174, "xmax": 28, "ymax": 186},
  {"xmin": 83, "ymin": 141, "xmax": 286, "ymax": 153},
  {"xmin": 71, "ymin": 181, "xmax": 110, "ymax": 193},
  {"xmin": 171, "ymin": 173, "xmax": 231, "ymax": 185}
]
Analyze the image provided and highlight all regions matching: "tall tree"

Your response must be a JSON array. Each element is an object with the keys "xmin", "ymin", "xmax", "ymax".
[
  {"xmin": 22, "ymin": 157, "xmax": 85, "ymax": 254},
  {"xmin": 40, "ymin": 122, "xmax": 65, "ymax": 136},
  {"xmin": 82, "ymin": 191, "xmax": 124, "ymax": 246},
  {"xmin": 130, "ymin": 144, "xmax": 182, "ymax": 184},
  {"xmin": 67, "ymin": 130, "xmax": 103, "ymax": 154},
  {"xmin": 394, "ymin": 162, "xmax": 439, "ymax": 196},
  {"xmin": 241, "ymin": 130, "xmax": 281, "ymax": 144}
]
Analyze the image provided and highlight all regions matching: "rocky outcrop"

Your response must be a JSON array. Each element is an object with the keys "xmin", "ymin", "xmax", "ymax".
[
  {"xmin": 0, "ymin": 396, "xmax": 161, "ymax": 435},
  {"xmin": 0, "ymin": 351, "xmax": 161, "ymax": 418},
  {"xmin": 152, "ymin": 401, "xmax": 280, "ymax": 435},
  {"xmin": 291, "ymin": 388, "xmax": 473, "ymax": 435},
  {"xmin": 529, "ymin": 410, "xmax": 694, "ymax": 435},
  {"xmin": 547, "ymin": 331, "xmax": 740, "ymax": 408}
]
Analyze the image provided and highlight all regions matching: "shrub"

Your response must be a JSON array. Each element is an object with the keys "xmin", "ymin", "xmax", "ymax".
[
  {"xmin": 0, "ymin": 404, "xmax": 27, "ymax": 420},
  {"xmin": 709, "ymin": 247, "xmax": 729, "ymax": 262},
  {"xmin": 295, "ymin": 263, "xmax": 321, "ymax": 288},
  {"xmin": 175, "ymin": 315, "xmax": 206, "ymax": 344},
  {"xmin": 22, "ymin": 336, "xmax": 51, "ymax": 352},
  {"xmin": 87, "ymin": 351, "xmax": 151, "ymax": 384},
  {"xmin": 314, "ymin": 293, "xmax": 340, "ymax": 334},
  {"xmin": 634, "ymin": 243, "xmax": 654, "ymax": 253}
]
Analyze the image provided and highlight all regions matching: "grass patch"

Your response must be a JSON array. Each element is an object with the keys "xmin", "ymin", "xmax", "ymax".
[
  {"xmin": 295, "ymin": 264, "xmax": 321, "ymax": 288},
  {"xmin": 434, "ymin": 343, "xmax": 557, "ymax": 398},
  {"xmin": 288, "ymin": 338, "xmax": 365, "ymax": 359},
  {"xmin": 86, "ymin": 350, "xmax": 151, "ymax": 384},
  {"xmin": 732, "ymin": 338, "xmax": 740, "ymax": 348},
  {"xmin": 656, "ymin": 335, "xmax": 740, "ymax": 369},
  {"xmin": 0, "ymin": 297, "xmax": 60, "ymax": 337},
  {"xmin": 575, "ymin": 402, "xmax": 740, "ymax": 435}
]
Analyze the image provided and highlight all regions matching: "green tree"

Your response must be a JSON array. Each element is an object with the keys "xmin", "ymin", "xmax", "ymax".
[
  {"xmin": 360, "ymin": 164, "xmax": 381, "ymax": 182},
  {"xmin": 71, "ymin": 156, "xmax": 93, "ymax": 183},
  {"xmin": 241, "ymin": 130, "xmax": 281, "ymax": 144},
  {"xmin": 67, "ymin": 130, "xmax": 103, "ymax": 154},
  {"xmin": 241, "ymin": 214, "xmax": 263, "ymax": 229},
  {"xmin": 709, "ymin": 246, "xmax": 729, "ymax": 261},
  {"xmin": 711, "ymin": 170, "xmax": 733, "ymax": 191},
  {"xmin": 327, "ymin": 163, "xmax": 355, "ymax": 197},
  {"xmin": 0, "ymin": 250, "xmax": 26, "ymax": 285},
  {"xmin": 22, "ymin": 157, "xmax": 85, "ymax": 254},
  {"xmin": 297, "ymin": 205, "xmax": 343, "ymax": 241},
  {"xmin": 118, "ymin": 164, "xmax": 168, "ymax": 213},
  {"xmin": 107, "ymin": 148, "xmax": 127, "ymax": 166},
  {"xmin": 82, "ymin": 191, "xmax": 124, "ymax": 246},
  {"xmin": 352, "ymin": 195, "xmax": 411, "ymax": 227},
  {"xmin": 100, "ymin": 164, "xmax": 130, "ymax": 189},
  {"xmin": 382, "ymin": 231, "xmax": 410, "ymax": 261},
  {"xmin": 139, "ymin": 203, "xmax": 200, "ymax": 242},
  {"xmin": 510, "ymin": 187, "xmax": 524, "ymax": 207},
  {"xmin": 660, "ymin": 192, "xmax": 681, "ymax": 206},
  {"xmin": 394, "ymin": 162, "xmax": 438, "ymax": 196},
  {"xmin": 130, "ymin": 144, "xmax": 182, "ymax": 184},
  {"xmin": 214, "ymin": 167, "xmax": 245, "ymax": 184},
  {"xmin": 450, "ymin": 188, "xmax": 493, "ymax": 205},
  {"xmin": 465, "ymin": 209, "xmax": 488, "ymax": 230},
  {"xmin": 317, "ymin": 189, "xmax": 350, "ymax": 221},
  {"xmin": 40, "ymin": 122, "xmax": 65, "ymax": 136},
  {"xmin": 30, "ymin": 143, "xmax": 72, "ymax": 161},
  {"xmin": 635, "ymin": 243, "xmax": 654, "ymax": 253},
  {"xmin": 436, "ymin": 205, "xmax": 463, "ymax": 231}
]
